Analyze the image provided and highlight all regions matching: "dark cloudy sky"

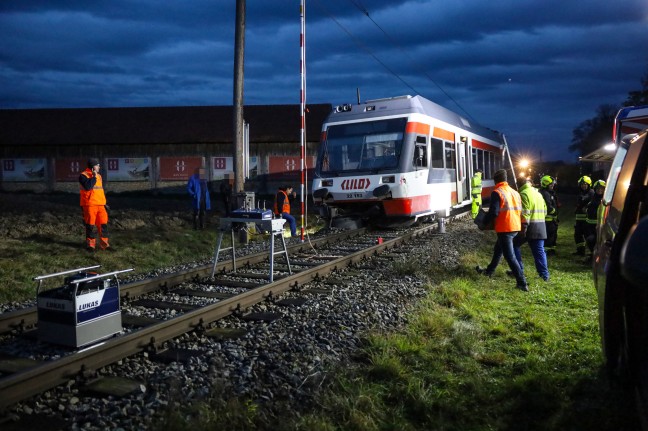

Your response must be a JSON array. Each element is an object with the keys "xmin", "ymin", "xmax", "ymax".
[{"xmin": 1, "ymin": 1, "xmax": 647, "ymax": 161}]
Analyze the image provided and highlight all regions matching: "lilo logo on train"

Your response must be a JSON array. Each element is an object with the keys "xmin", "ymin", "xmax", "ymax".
[{"xmin": 312, "ymin": 95, "xmax": 514, "ymax": 228}]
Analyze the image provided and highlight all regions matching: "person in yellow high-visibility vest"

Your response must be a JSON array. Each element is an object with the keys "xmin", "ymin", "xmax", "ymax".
[{"xmin": 471, "ymin": 168, "xmax": 483, "ymax": 219}]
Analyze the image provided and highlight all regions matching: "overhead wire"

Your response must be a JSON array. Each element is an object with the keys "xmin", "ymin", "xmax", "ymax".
[
  {"xmin": 313, "ymin": 0, "xmax": 476, "ymax": 122},
  {"xmin": 310, "ymin": 0, "xmax": 422, "ymax": 97}
]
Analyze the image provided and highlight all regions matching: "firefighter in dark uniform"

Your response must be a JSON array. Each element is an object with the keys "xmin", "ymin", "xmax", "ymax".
[
  {"xmin": 574, "ymin": 175, "xmax": 594, "ymax": 255},
  {"xmin": 539, "ymin": 175, "xmax": 558, "ymax": 256},
  {"xmin": 584, "ymin": 179, "xmax": 606, "ymax": 259}
]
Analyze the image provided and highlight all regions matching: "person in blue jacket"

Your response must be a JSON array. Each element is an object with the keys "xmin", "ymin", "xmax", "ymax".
[{"xmin": 187, "ymin": 167, "xmax": 211, "ymax": 229}]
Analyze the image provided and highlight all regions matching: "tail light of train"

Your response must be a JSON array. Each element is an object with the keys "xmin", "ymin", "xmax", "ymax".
[
  {"xmin": 381, "ymin": 175, "xmax": 395, "ymax": 183},
  {"xmin": 321, "ymin": 179, "xmax": 333, "ymax": 187}
]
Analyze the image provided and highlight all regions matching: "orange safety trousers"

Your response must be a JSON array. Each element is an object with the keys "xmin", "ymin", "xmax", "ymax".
[{"xmin": 82, "ymin": 205, "xmax": 109, "ymax": 249}]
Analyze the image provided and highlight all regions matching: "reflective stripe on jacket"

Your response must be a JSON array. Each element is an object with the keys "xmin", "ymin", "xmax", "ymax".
[
  {"xmin": 519, "ymin": 183, "xmax": 547, "ymax": 239},
  {"xmin": 79, "ymin": 169, "xmax": 106, "ymax": 206},
  {"xmin": 273, "ymin": 190, "xmax": 290, "ymax": 215},
  {"xmin": 493, "ymin": 182, "xmax": 522, "ymax": 233},
  {"xmin": 586, "ymin": 194, "xmax": 603, "ymax": 225},
  {"xmin": 471, "ymin": 173, "xmax": 482, "ymax": 197}
]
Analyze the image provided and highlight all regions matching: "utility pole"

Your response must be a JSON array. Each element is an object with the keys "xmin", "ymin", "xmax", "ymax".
[
  {"xmin": 233, "ymin": 0, "xmax": 245, "ymax": 198},
  {"xmin": 233, "ymin": 0, "xmax": 249, "ymax": 244}
]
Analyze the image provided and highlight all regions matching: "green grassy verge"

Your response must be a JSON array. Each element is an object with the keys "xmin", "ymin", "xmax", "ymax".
[
  {"xmin": 291, "ymin": 214, "xmax": 639, "ymax": 431},
  {"xmin": 155, "ymin": 204, "xmax": 640, "ymax": 431},
  {"xmin": 0, "ymin": 226, "xmax": 219, "ymax": 303}
]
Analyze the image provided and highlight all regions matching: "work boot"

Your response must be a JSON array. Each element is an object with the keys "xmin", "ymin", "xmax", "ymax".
[
  {"xmin": 99, "ymin": 237, "xmax": 109, "ymax": 250},
  {"xmin": 572, "ymin": 247, "xmax": 585, "ymax": 256},
  {"xmin": 516, "ymin": 283, "xmax": 529, "ymax": 292},
  {"xmin": 475, "ymin": 266, "xmax": 493, "ymax": 277},
  {"xmin": 86, "ymin": 238, "xmax": 96, "ymax": 252}
]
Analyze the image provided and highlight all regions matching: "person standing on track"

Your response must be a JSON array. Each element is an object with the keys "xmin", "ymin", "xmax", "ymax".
[
  {"xmin": 79, "ymin": 158, "xmax": 109, "ymax": 251},
  {"xmin": 471, "ymin": 168, "xmax": 483, "ymax": 219},
  {"xmin": 274, "ymin": 185, "xmax": 298, "ymax": 238},
  {"xmin": 475, "ymin": 169, "xmax": 528, "ymax": 291}
]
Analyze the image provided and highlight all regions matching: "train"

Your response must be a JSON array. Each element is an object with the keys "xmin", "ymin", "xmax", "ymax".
[{"xmin": 311, "ymin": 95, "xmax": 515, "ymax": 228}]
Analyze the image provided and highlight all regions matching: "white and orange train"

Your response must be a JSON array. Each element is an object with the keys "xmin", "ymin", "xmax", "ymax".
[{"xmin": 312, "ymin": 95, "xmax": 515, "ymax": 227}]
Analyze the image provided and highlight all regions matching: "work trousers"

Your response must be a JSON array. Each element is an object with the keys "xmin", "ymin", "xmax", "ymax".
[
  {"xmin": 514, "ymin": 237, "xmax": 549, "ymax": 281},
  {"xmin": 486, "ymin": 232, "xmax": 526, "ymax": 286},
  {"xmin": 545, "ymin": 220, "xmax": 558, "ymax": 252},
  {"xmin": 574, "ymin": 220, "xmax": 587, "ymax": 252},
  {"xmin": 281, "ymin": 212, "xmax": 297, "ymax": 236}
]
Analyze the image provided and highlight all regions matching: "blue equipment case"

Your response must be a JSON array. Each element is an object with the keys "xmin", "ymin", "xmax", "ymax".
[
  {"xmin": 35, "ymin": 266, "xmax": 133, "ymax": 348},
  {"xmin": 230, "ymin": 208, "xmax": 273, "ymax": 220}
]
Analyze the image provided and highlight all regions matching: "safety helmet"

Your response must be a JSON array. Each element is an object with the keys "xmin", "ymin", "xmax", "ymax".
[
  {"xmin": 593, "ymin": 179, "xmax": 606, "ymax": 189},
  {"xmin": 540, "ymin": 175, "xmax": 554, "ymax": 188},
  {"xmin": 578, "ymin": 176, "xmax": 592, "ymax": 186}
]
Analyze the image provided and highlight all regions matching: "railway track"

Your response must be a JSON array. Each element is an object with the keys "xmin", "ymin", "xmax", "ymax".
[{"xmin": 0, "ymin": 214, "xmax": 465, "ymax": 413}]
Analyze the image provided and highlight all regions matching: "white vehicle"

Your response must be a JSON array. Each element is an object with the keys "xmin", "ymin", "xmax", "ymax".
[{"xmin": 312, "ymin": 95, "xmax": 515, "ymax": 227}]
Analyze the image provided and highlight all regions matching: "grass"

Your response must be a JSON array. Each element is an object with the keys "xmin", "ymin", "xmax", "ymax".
[
  {"xmin": 289, "ymin": 209, "xmax": 640, "ymax": 431},
  {"xmin": 0, "ymin": 225, "xmax": 219, "ymax": 303},
  {"xmin": 1, "ymin": 194, "xmax": 640, "ymax": 430},
  {"xmin": 0, "ymin": 210, "xmax": 324, "ymax": 303},
  {"xmin": 151, "ymin": 202, "xmax": 641, "ymax": 431}
]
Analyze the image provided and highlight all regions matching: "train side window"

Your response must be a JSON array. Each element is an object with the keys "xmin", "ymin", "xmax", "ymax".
[
  {"xmin": 431, "ymin": 138, "xmax": 444, "ymax": 168},
  {"xmin": 472, "ymin": 148, "xmax": 478, "ymax": 172},
  {"xmin": 445, "ymin": 142, "xmax": 456, "ymax": 169},
  {"xmin": 414, "ymin": 135, "xmax": 428, "ymax": 168},
  {"xmin": 484, "ymin": 151, "xmax": 491, "ymax": 179}
]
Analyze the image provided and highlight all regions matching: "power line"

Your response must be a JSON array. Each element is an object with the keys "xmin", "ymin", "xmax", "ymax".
[
  {"xmin": 311, "ymin": 0, "xmax": 422, "ymax": 100},
  {"xmin": 345, "ymin": 0, "xmax": 476, "ymax": 121}
]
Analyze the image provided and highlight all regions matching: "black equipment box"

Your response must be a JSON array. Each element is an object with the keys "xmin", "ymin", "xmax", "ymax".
[{"xmin": 35, "ymin": 266, "xmax": 132, "ymax": 348}]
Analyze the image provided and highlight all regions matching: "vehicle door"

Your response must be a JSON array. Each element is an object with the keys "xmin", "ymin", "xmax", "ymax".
[{"xmin": 595, "ymin": 134, "xmax": 642, "ymax": 288}]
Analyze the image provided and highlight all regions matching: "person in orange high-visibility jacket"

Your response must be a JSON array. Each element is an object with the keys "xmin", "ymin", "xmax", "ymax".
[
  {"xmin": 475, "ymin": 169, "xmax": 528, "ymax": 291},
  {"xmin": 273, "ymin": 185, "xmax": 297, "ymax": 237},
  {"xmin": 79, "ymin": 158, "xmax": 109, "ymax": 251}
]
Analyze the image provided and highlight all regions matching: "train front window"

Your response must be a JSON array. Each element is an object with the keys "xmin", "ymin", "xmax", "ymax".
[{"xmin": 318, "ymin": 118, "xmax": 407, "ymax": 173}]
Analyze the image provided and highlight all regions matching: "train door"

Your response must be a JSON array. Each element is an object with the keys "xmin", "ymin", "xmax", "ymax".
[
  {"xmin": 456, "ymin": 138, "xmax": 467, "ymax": 203},
  {"xmin": 464, "ymin": 138, "xmax": 471, "ymax": 199}
]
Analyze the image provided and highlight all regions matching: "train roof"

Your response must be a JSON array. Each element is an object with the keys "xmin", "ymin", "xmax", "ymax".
[{"xmin": 326, "ymin": 95, "xmax": 504, "ymax": 144}]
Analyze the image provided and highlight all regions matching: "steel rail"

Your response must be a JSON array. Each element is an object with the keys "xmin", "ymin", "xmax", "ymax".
[
  {"xmin": 0, "ymin": 228, "xmax": 368, "ymax": 335},
  {"xmin": 0, "ymin": 219, "xmax": 450, "ymax": 410}
]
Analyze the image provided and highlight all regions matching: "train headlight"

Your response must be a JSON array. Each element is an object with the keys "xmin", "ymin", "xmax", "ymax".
[
  {"xmin": 321, "ymin": 179, "xmax": 333, "ymax": 187},
  {"xmin": 334, "ymin": 104, "xmax": 352, "ymax": 113},
  {"xmin": 381, "ymin": 175, "xmax": 395, "ymax": 183}
]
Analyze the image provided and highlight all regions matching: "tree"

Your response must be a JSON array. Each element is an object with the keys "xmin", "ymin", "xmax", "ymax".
[
  {"xmin": 569, "ymin": 104, "xmax": 618, "ymax": 156},
  {"xmin": 570, "ymin": 67, "xmax": 648, "ymax": 156},
  {"xmin": 624, "ymin": 70, "xmax": 648, "ymax": 106}
]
